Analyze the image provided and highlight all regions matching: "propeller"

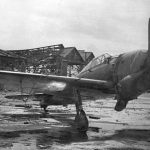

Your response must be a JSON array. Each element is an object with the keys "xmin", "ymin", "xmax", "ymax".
[
  {"xmin": 146, "ymin": 18, "xmax": 150, "ymax": 66},
  {"xmin": 115, "ymin": 18, "xmax": 150, "ymax": 111},
  {"xmin": 148, "ymin": 18, "xmax": 150, "ymax": 55}
]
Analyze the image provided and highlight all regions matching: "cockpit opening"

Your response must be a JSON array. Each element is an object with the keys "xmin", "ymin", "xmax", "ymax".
[{"xmin": 81, "ymin": 53, "xmax": 113, "ymax": 73}]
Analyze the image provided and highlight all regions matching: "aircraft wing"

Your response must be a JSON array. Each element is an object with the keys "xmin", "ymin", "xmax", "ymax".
[{"xmin": 0, "ymin": 70, "xmax": 113, "ymax": 94}]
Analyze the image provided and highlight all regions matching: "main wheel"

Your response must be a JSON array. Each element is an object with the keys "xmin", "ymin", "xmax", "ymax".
[{"xmin": 74, "ymin": 109, "xmax": 89, "ymax": 133}]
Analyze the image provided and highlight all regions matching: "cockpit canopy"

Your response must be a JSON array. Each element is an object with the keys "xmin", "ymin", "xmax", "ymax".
[{"xmin": 81, "ymin": 53, "xmax": 112, "ymax": 73}]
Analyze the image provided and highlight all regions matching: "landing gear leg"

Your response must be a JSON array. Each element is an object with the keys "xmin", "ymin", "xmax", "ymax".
[
  {"xmin": 40, "ymin": 95, "xmax": 49, "ymax": 113},
  {"xmin": 74, "ymin": 89, "xmax": 89, "ymax": 133}
]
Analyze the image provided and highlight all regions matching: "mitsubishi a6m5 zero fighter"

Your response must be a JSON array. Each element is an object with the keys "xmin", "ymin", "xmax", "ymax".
[{"xmin": 0, "ymin": 19, "xmax": 150, "ymax": 132}]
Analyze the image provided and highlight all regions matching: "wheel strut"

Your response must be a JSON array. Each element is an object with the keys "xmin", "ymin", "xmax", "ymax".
[{"xmin": 40, "ymin": 95, "xmax": 49, "ymax": 113}]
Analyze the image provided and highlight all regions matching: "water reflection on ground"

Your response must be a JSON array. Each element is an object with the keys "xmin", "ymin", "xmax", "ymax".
[
  {"xmin": 0, "ymin": 93, "xmax": 150, "ymax": 149},
  {"xmin": 36, "ymin": 129, "xmax": 88, "ymax": 149},
  {"xmin": 0, "ymin": 127, "xmax": 150, "ymax": 150}
]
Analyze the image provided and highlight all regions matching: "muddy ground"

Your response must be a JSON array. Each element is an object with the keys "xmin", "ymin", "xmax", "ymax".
[{"xmin": 0, "ymin": 91, "xmax": 150, "ymax": 150}]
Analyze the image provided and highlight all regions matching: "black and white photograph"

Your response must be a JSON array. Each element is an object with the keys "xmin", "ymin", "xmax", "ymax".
[{"xmin": 0, "ymin": 0, "xmax": 150, "ymax": 149}]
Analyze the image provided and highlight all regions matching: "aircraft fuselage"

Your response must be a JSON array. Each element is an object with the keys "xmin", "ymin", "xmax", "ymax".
[
  {"xmin": 78, "ymin": 50, "xmax": 147, "ymax": 83},
  {"xmin": 77, "ymin": 49, "xmax": 150, "ymax": 111}
]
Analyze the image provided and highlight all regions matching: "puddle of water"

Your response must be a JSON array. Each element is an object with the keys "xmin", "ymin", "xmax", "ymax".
[{"xmin": 0, "ymin": 128, "xmax": 150, "ymax": 150}]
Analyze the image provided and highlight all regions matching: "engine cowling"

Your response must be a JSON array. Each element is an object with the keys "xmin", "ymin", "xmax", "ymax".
[{"xmin": 115, "ymin": 68, "xmax": 150, "ymax": 111}]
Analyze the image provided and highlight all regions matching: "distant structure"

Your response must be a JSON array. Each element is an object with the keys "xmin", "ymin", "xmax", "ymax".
[
  {"xmin": 1, "ymin": 44, "xmax": 94, "ymax": 76},
  {"xmin": 8, "ymin": 44, "xmax": 65, "ymax": 75},
  {"xmin": 78, "ymin": 50, "xmax": 95, "ymax": 65},
  {"xmin": 59, "ymin": 47, "xmax": 85, "ymax": 76},
  {"xmin": 0, "ymin": 49, "xmax": 26, "ymax": 71}
]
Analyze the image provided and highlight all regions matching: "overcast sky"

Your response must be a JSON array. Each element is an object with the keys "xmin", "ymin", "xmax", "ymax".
[{"xmin": 0, "ymin": 0, "xmax": 150, "ymax": 56}]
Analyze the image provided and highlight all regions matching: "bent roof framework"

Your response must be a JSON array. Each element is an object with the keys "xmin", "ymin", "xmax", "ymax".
[{"xmin": 7, "ymin": 44, "xmax": 85, "ymax": 65}]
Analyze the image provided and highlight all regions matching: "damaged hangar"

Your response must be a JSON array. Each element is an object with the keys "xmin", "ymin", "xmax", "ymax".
[
  {"xmin": 4, "ymin": 44, "xmax": 95, "ymax": 76},
  {"xmin": 0, "ymin": 49, "xmax": 26, "ymax": 71}
]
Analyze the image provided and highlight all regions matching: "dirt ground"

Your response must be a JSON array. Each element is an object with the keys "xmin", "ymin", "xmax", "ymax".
[{"xmin": 0, "ymin": 91, "xmax": 150, "ymax": 150}]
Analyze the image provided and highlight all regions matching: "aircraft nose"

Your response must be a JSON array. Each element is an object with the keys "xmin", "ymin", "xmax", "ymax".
[{"xmin": 114, "ymin": 100, "xmax": 128, "ymax": 111}]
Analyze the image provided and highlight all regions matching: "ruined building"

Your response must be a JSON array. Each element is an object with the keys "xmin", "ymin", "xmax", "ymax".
[
  {"xmin": 1, "ymin": 44, "xmax": 94, "ymax": 76},
  {"xmin": 0, "ymin": 49, "xmax": 26, "ymax": 71}
]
